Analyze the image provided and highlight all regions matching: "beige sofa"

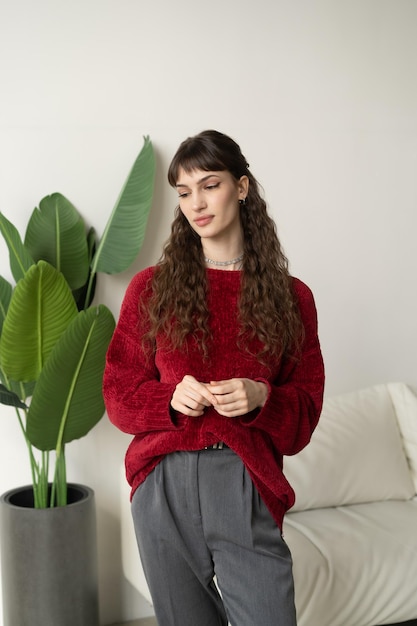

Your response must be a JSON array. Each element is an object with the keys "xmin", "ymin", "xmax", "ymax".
[
  {"xmin": 283, "ymin": 382, "xmax": 417, "ymax": 626},
  {"xmin": 120, "ymin": 382, "xmax": 417, "ymax": 625}
]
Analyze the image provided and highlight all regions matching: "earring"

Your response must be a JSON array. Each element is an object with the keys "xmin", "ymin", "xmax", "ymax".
[{"xmin": 239, "ymin": 198, "xmax": 247, "ymax": 205}]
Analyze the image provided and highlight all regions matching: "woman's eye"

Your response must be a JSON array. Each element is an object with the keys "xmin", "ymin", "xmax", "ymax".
[
  {"xmin": 178, "ymin": 192, "xmax": 190, "ymax": 198},
  {"xmin": 205, "ymin": 183, "xmax": 220, "ymax": 191}
]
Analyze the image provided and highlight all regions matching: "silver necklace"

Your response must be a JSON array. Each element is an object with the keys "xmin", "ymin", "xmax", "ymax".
[{"xmin": 204, "ymin": 253, "xmax": 244, "ymax": 267}]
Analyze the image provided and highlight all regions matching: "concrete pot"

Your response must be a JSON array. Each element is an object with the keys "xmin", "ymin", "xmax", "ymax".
[{"xmin": 0, "ymin": 483, "xmax": 99, "ymax": 626}]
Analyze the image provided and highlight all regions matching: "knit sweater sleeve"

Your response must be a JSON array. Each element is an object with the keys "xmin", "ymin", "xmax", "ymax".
[
  {"xmin": 242, "ymin": 278, "xmax": 325, "ymax": 456},
  {"xmin": 103, "ymin": 268, "xmax": 179, "ymax": 435}
]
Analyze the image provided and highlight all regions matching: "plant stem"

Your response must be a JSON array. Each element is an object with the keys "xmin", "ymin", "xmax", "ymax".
[
  {"xmin": 51, "ymin": 450, "xmax": 67, "ymax": 507},
  {"xmin": 14, "ymin": 406, "xmax": 43, "ymax": 506}
]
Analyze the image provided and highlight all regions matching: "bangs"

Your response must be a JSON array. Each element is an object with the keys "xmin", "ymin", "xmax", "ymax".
[{"xmin": 167, "ymin": 144, "xmax": 227, "ymax": 187}]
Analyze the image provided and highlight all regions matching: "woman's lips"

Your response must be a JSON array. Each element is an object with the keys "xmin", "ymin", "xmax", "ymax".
[{"xmin": 194, "ymin": 215, "xmax": 213, "ymax": 227}]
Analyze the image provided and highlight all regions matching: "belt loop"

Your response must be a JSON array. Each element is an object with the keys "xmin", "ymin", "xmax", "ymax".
[{"xmin": 204, "ymin": 442, "xmax": 226, "ymax": 450}]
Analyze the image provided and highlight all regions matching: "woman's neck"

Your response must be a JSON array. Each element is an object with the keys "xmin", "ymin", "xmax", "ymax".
[{"xmin": 202, "ymin": 237, "xmax": 244, "ymax": 271}]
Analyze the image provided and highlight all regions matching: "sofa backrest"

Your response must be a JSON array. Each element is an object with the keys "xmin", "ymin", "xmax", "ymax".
[{"xmin": 284, "ymin": 382, "xmax": 417, "ymax": 512}]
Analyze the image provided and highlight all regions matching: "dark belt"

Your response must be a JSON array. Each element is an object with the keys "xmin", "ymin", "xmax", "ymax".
[{"xmin": 204, "ymin": 442, "xmax": 228, "ymax": 450}]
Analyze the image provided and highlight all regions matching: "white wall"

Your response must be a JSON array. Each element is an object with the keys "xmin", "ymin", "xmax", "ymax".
[{"xmin": 1, "ymin": 1, "xmax": 416, "ymax": 623}]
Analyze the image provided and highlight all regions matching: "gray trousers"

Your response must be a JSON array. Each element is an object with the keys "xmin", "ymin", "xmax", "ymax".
[{"xmin": 131, "ymin": 447, "xmax": 296, "ymax": 626}]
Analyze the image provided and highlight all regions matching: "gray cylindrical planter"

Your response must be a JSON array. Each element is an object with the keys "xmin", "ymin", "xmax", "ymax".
[{"xmin": 0, "ymin": 483, "xmax": 99, "ymax": 626}]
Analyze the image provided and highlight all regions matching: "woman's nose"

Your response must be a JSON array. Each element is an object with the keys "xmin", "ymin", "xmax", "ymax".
[{"xmin": 192, "ymin": 191, "xmax": 206, "ymax": 210}]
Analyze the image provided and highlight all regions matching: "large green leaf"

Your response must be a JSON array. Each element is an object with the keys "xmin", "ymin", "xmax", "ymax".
[
  {"xmin": 92, "ymin": 136, "xmax": 156, "ymax": 275},
  {"xmin": 0, "ymin": 261, "xmax": 78, "ymax": 382},
  {"xmin": 26, "ymin": 304, "xmax": 115, "ymax": 451},
  {"xmin": 24, "ymin": 193, "xmax": 89, "ymax": 290},
  {"xmin": 0, "ymin": 212, "xmax": 34, "ymax": 282},
  {"xmin": 0, "ymin": 275, "xmax": 12, "ymax": 335}
]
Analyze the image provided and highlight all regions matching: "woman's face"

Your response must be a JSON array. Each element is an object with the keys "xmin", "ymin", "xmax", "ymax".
[{"xmin": 175, "ymin": 167, "xmax": 248, "ymax": 244}]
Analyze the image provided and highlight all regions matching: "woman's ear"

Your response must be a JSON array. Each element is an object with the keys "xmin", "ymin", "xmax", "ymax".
[{"xmin": 238, "ymin": 175, "xmax": 249, "ymax": 201}]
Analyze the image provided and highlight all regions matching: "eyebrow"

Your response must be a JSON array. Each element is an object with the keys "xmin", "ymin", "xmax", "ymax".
[{"xmin": 175, "ymin": 173, "xmax": 220, "ymax": 188}]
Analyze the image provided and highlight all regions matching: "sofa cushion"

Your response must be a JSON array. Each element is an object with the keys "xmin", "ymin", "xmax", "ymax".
[
  {"xmin": 283, "ymin": 500, "xmax": 417, "ymax": 626},
  {"xmin": 284, "ymin": 384, "xmax": 415, "ymax": 511}
]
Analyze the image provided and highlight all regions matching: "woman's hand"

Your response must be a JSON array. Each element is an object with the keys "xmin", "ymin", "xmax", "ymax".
[
  {"xmin": 207, "ymin": 378, "xmax": 268, "ymax": 418},
  {"xmin": 171, "ymin": 375, "xmax": 218, "ymax": 417}
]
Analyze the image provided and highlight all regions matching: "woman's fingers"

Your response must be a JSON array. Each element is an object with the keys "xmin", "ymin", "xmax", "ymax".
[
  {"xmin": 170, "ymin": 375, "xmax": 217, "ymax": 416},
  {"xmin": 208, "ymin": 378, "xmax": 267, "ymax": 416},
  {"xmin": 183, "ymin": 375, "xmax": 218, "ymax": 406},
  {"xmin": 171, "ymin": 376, "xmax": 267, "ymax": 418}
]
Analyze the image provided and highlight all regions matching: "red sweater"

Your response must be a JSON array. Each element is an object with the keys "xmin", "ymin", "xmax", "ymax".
[{"xmin": 103, "ymin": 266, "xmax": 325, "ymax": 529}]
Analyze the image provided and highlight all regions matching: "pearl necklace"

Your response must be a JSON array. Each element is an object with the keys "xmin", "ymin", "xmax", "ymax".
[{"xmin": 204, "ymin": 253, "xmax": 244, "ymax": 267}]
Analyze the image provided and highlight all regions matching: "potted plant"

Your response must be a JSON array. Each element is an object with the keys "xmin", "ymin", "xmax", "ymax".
[{"xmin": 0, "ymin": 136, "xmax": 155, "ymax": 626}]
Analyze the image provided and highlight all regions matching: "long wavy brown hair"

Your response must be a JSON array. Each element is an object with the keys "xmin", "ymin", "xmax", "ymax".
[{"xmin": 142, "ymin": 130, "xmax": 304, "ymax": 362}]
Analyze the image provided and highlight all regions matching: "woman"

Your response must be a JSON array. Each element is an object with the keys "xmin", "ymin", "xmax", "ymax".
[{"xmin": 103, "ymin": 130, "xmax": 325, "ymax": 626}]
